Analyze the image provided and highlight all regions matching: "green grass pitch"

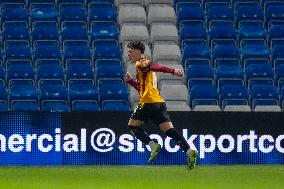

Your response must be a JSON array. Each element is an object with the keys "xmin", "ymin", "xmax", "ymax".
[{"xmin": 0, "ymin": 165, "xmax": 283, "ymax": 189}]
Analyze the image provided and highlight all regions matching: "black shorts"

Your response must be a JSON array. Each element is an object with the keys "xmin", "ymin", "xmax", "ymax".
[{"xmin": 130, "ymin": 102, "xmax": 171, "ymax": 125}]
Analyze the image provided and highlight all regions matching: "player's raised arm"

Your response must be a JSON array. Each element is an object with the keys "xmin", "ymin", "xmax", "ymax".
[
  {"xmin": 149, "ymin": 63, "xmax": 184, "ymax": 77},
  {"xmin": 124, "ymin": 72, "xmax": 139, "ymax": 92}
]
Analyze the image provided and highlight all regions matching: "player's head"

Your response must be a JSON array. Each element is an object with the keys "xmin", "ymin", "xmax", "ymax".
[{"xmin": 127, "ymin": 41, "xmax": 145, "ymax": 63}]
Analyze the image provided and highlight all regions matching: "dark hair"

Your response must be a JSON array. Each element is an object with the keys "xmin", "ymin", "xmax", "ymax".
[{"xmin": 127, "ymin": 41, "xmax": 145, "ymax": 54}]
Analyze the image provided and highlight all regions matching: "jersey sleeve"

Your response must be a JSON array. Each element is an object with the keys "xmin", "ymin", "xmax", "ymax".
[{"xmin": 149, "ymin": 63, "xmax": 175, "ymax": 74}]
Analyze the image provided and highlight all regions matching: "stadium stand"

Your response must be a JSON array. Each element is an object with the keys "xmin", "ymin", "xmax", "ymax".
[{"xmin": 0, "ymin": 0, "xmax": 283, "ymax": 112}]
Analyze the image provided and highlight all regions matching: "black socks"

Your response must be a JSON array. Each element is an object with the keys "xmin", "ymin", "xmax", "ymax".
[
  {"xmin": 129, "ymin": 126, "xmax": 151, "ymax": 144},
  {"xmin": 165, "ymin": 128, "xmax": 190, "ymax": 152}
]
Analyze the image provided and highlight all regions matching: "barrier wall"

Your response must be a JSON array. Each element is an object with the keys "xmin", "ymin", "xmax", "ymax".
[{"xmin": 0, "ymin": 112, "xmax": 283, "ymax": 165}]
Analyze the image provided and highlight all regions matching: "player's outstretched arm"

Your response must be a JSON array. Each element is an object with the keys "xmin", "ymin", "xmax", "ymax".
[
  {"xmin": 149, "ymin": 63, "xmax": 184, "ymax": 77},
  {"xmin": 125, "ymin": 72, "xmax": 139, "ymax": 91}
]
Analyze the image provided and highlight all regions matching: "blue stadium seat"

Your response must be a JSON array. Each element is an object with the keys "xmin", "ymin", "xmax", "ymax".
[
  {"xmin": 9, "ymin": 81, "xmax": 38, "ymax": 103},
  {"xmin": 89, "ymin": 2, "xmax": 116, "ymax": 23},
  {"xmin": 1, "ymin": 6, "xmax": 28, "ymax": 22},
  {"xmin": 66, "ymin": 60, "xmax": 94, "ymax": 82},
  {"xmin": 12, "ymin": 101, "xmax": 39, "ymax": 111},
  {"xmin": 239, "ymin": 21, "xmax": 266, "ymax": 40},
  {"xmin": 2, "ymin": 22, "xmax": 29, "ymax": 41},
  {"xmin": 0, "ymin": 65, "xmax": 5, "ymax": 86},
  {"xmin": 184, "ymin": 59, "xmax": 210, "ymax": 70},
  {"xmin": 179, "ymin": 22, "xmax": 207, "ymax": 44},
  {"xmin": 95, "ymin": 64, "xmax": 124, "ymax": 87},
  {"xmin": 209, "ymin": 21, "xmax": 237, "ymax": 45},
  {"xmin": 58, "ymin": 0, "xmax": 85, "ymax": 3},
  {"xmin": 34, "ymin": 41, "xmax": 61, "ymax": 60},
  {"xmin": 95, "ymin": 59, "xmax": 121, "ymax": 67},
  {"xmin": 241, "ymin": 40, "xmax": 270, "ymax": 61},
  {"xmin": 63, "ymin": 41, "xmax": 91, "ymax": 61},
  {"xmin": 268, "ymin": 23, "xmax": 284, "ymax": 46},
  {"xmin": 0, "ymin": 101, "xmax": 8, "ymax": 111},
  {"xmin": 6, "ymin": 61, "xmax": 35, "ymax": 82},
  {"xmin": 61, "ymin": 21, "xmax": 88, "ymax": 41},
  {"xmin": 0, "ymin": 0, "xmax": 26, "ymax": 4},
  {"xmin": 219, "ymin": 84, "xmax": 249, "ymax": 108},
  {"xmin": 99, "ymin": 84, "xmax": 128, "ymax": 105},
  {"xmin": 207, "ymin": 5, "xmax": 234, "ymax": 24},
  {"xmin": 246, "ymin": 63, "xmax": 274, "ymax": 87},
  {"xmin": 275, "ymin": 64, "xmax": 284, "ymax": 89},
  {"xmin": 102, "ymin": 100, "xmax": 130, "ymax": 112},
  {"xmin": 236, "ymin": 5, "xmax": 263, "ymax": 24},
  {"xmin": 91, "ymin": 21, "xmax": 119, "ymax": 41},
  {"xmin": 250, "ymin": 84, "xmax": 279, "ymax": 108},
  {"xmin": 37, "ymin": 61, "xmax": 65, "ymax": 85},
  {"xmin": 31, "ymin": 21, "xmax": 59, "ymax": 41},
  {"xmin": 243, "ymin": 59, "xmax": 270, "ymax": 68},
  {"xmin": 212, "ymin": 42, "xmax": 240, "ymax": 62},
  {"xmin": 265, "ymin": 5, "xmax": 284, "ymax": 25},
  {"xmin": 0, "ymin": 84, "xmax": 8, "ymax": 103},
  {"xmin": 69, "ymin": 81, "xmax": 99, "ymax": 107},
  {"xmin": 216, "ymin": 64, "xmax": 244, "ymax": 88},
  {"xmin": 186, "ymin": 64, "xmax": 214, "ymax": 88},
  {"xmin": 189, "ymin": 85, "xmax": 219, "ymax": 108},
  {"xmin": 39, "ymin": 84, "xmax": 68, "ymax": 103},
  {"xmin": 4, "ymin": 41, "xmax": 32, "ymax": 62},
  {"xmin": 30, "ymin": 3, "xmax": 58, "ymax": 23},
  {"xmin": 59, "ymin": 3, "xmax": 87, "ymax": 23},
  {"xmin": 41, "ymin": 101, "xmax": 70, "ymax": 112},
  {"xmin": 28, "ymin": 0, "xmax": 56, "ymax": 5},
  {"xmin": 177, "ymin": 6, "xmax": 205, "ymax": 27},
  {"xmin": 175, "ymin": 1, "xmax": 201, "ymax": 12},
  {"xmin": 93, "ymin": 40, "xmax": 121, "ymax": 61},
  {"xmin": 72, "ymin": 101, "xmax": 101, "ymax": 112},
  {"xmin": 182, "ymin": 40, "xmax": 210, "ymax": 62}
]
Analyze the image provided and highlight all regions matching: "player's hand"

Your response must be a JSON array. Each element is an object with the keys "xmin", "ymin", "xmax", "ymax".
[
  {"xmin": 124, "ymin": 72, "xmax": 132, "ymax": 82},
  {"xmin": 173, "ymin": 69, "xmax": 184, "ymax": 77}
]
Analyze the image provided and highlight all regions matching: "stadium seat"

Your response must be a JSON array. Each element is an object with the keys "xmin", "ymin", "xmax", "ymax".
[
  {"xmin": 9, "ymin": 81, "xmax": 38, "ymax": 103},
  {"xmin": 239, "ymin": 21, "xmax": 266, "ymax": 41},
  {"xmin": 207, "ymin": 5, "xmax": 234, "ymax": 24},
  {"xmin": 2, "ymin": 22, "xmax": 29, "ymax": 41},
  {"xmin": 59, "ymin": 3, "xmax": 87, "ymax": 23},
  {"xmin": 66, "ymin": 60, "xmax": 94, "ymax": 83},
  {"xmin": 41, "ymin": 101, "xmax": 70, "ymax": 112},
  {"xmin": 7, "ymin": 61, "xmax": 35, "ymax": 83},
  {"xmin": 148, "ymin": 6, "xmax": 176, "ymax": 28},
  {"xmin": 4, "ymin": 40, "xmax": 32, "ymax": 62},
  {"xmin": 61, "ymin": 22, "xmax": 88, "ymax": 41},
  {"xmin": 118, "ymin": 5, "xmax": 146, "ymax": 27},
  {"xmin": 160, "ymin": 84, "xmax": 189, "ymax": 103},
  {"xmin": 182, "ymin": 40, "xmax": 210, "ymax": 62},
  {"xmin": 152, "ymin": 44, "xmax": 181, "ymax": 63},
  {"xmin": 212, "ymin": 42, "xmax": 240, "ymax": 62},
  {"xmin": 37, "ymin": 62, "xmax": 65, "ymax": 85},
  {"xmin": 219, "ymin": 84, "xmax": 249, "ymax": 109},
  {"xmin": 69, "ymin": 81, "xmax": 99, "ymax": 107},
  {"xmin": 265, "ymin": 5, "xmax": 284, "ymax": 25},
  {"xmin": 186, "ymin": 64, "xmax": 214, "ymax": 88},
  {"xmin": 209, "ymin": 21, "xmax": 238, "ymax": 45},
  {"xmin": 99, "ymin": 83, "xmax": 128, "ymax": 105},
  {"xmin": 236, "ymin": 5, "xmax": 263, "ymax": 25},
  {"xmin": 150, "ymin": 24, "xmax": 179, "ymax": 45},
  {"xmin": 166, "ymin": 101, "xmax": 191, "ymax": 111},
  {"xmin": 31, "ymin": 21, "xmax": 59, "ymax": 41},
  {"xmin": 189, "ymin": 85, "xmax": 219, "ymax": 108},
  {"xmin": 12, "ymin": 101, "xmax": 39, "ymax": 111},
  {"xmin": 95, "ymin": 64, "xmax": 124, "ymax": 87},
  {"xmin": 93, "ymin": 40, "xmax": 121, "ymax": 61},
  {"xmin": 2, "ymin": 6, "xmax": 28, "ymax": 22},
  {"xmin": 102, "ymin": 100, "xmax": 130, "ymax": 111},
  {"xmin": 120, "ymin": 24, "xmax": 149, "ymax": 47},
  {"xmin": 275, "ymin": 64, "xmax": 284, "ymax": 89},
  {"xmin": 39, "ymin": 84, "xmax": 68, "ymax": 103},
  {"xmin": 72, "ymin": 101, "xmax": 101, "ymax": 112},
  {"xmin": 216, "ymin": 64, "xmax": 244, "ymax": 88},
  {"xmin": 63, "ymin": 41, "xmax": 91, "ymax": 61},
  {"xmin": 241, "ymin": 40, "xmax": 270, "ymax": 61},
  {"xmin": 177, "ymin": 6, "xmax": 205, "ymax": 27},
  {"xmin": 271, "ymin": 40, "xmax": 284, "ymax": 64},
  {"xmin": 34, "ymin": 41, "xmax": 61, "ymax": 60},
  {"xmin": 250, "ymin": 84, "xmax": 279, "ymax": 109},
  {"xmin": 89, "ymin": 2, "xmax": 117, "ymax": 23},
  {"xmin": 246, "ymin": 63, "xmax": 274, "ymax": 88},
  {"xmin": 30, "ymin": 4, "xmax": 58, "ymax": 23},
  {"xmin": 179, "ymin": 22, "xmax": 207, "ymax": 43},
  {"xmin": 91, "ymin": 21, "xmax": 119, "ymax": 41}
]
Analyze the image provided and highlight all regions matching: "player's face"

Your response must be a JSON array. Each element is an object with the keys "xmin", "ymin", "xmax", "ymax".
[{"xmin": 127, "ymin": 48, "xmax": 141, "ymax": 64}]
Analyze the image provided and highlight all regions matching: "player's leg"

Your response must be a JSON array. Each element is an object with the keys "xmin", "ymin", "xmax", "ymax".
[
  {"xmin": 153, "ymin": 103, "xmax": 198, "ymax": 170},
  {"xmin": 128, "ymin": 105, "xmax": 161, "ymax": 163}
]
